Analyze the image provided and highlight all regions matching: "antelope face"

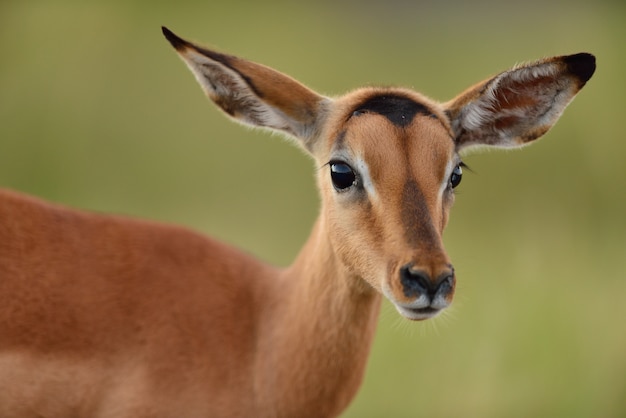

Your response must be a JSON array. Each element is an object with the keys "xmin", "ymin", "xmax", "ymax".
[
  {"xmin": 163, "ymin": 26, "xmax": 595, "ymax": 322},
  {"xmin": 318, "ymin": 90, "xmax": 460, "ymax": 320}
]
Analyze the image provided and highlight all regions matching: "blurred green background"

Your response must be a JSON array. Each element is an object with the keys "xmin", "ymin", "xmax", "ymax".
[{"xmin": 1, "ymin": 0, "xmax": 624, "ymax": 416}]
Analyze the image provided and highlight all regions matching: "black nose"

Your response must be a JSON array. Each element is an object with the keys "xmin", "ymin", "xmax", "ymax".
[{"xmin": 400, "ymin": 264, "xmax": 455, "ymax": 299}]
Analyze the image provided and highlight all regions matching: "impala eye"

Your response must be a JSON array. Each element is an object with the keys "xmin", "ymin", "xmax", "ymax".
[
  {"xmin": 449, "ymin": 164, "xmax": 463, "ymax": 189},
  {"xmin": 330, "ymin": 162, "xmax": 356, "ymax": 191}
]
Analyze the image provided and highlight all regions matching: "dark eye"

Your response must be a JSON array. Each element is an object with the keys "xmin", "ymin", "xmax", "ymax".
[
  {"xmin": 330, "ymin": 162, "xmax": 356, "ymax": 191},
  {"xmin": 449, "ymin": 164, "xmax": 463, "ymax": 189}
]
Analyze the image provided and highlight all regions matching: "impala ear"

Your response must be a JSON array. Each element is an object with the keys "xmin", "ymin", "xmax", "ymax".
[
  {"xmin": 162, "ymin": 27, "xmax": 330, "ymax": 149},
  {"xmin": 444, "ymin": 53, "xmax": 595, "ymax": 153}
]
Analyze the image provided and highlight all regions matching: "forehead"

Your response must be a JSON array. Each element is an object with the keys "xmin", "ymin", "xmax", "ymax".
[{"xmin": 328, "ymin": 90, "xmax": 455, "ymax": 166}]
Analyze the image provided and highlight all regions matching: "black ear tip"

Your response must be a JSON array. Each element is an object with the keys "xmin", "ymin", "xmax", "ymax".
[
  {"xmin": 564, "ymin": 53, "xmax": 596, "ymax": 84},
  {"xmin": 161, "ymin": 26, "xmax": 188, "ymax": 51}
]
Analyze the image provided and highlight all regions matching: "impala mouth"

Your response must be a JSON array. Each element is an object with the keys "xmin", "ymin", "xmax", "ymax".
[
  {"xmin": 395, "ymin": 305, "xmax": 443, "ymax": 321},
  {"xmin": 382, "ymin": 281, "xmax": 450, "ymax": 321}
]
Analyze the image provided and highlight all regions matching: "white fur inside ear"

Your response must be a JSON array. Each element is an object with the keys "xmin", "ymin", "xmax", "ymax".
[
  {"xmin": 181, "ymin": 49, "xmax": 293, "ymax": 133},
  {"xmin": 463, "ymin": 63, "xmax": 559, "ymax": 130},
  {"xmin": 455, "ymin": 60, "xmax": 573, "ymax": 149}
]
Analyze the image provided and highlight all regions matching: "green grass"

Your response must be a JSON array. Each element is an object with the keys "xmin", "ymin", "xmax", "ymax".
[{"xmin": 1, "ymin": 1, "xmax": 625, "ymax": 416}]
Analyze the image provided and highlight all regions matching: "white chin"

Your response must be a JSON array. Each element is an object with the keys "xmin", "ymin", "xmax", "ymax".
[{"xmin": 395, "ymin": 305, "xmax": 442, "ymax": 321}]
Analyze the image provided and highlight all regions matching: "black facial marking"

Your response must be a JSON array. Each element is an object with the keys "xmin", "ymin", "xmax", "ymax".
[
  {"xmin": 352, "ymin": 94, "xmax": 436, "ymax": 128},
  {"xmin": 400, "ymin": 180, "xmax": 439, "ymax": 248}
]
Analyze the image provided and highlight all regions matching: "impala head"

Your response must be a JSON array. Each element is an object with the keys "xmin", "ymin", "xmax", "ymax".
[{"xmin": 162, "ymin": 27, "xmax": 595, "ymax": 321}]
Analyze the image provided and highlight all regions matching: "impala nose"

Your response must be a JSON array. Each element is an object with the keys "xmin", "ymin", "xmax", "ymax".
[{"xmin": 399, "ymin": 264, "xmax": 455, "ymax": 302}]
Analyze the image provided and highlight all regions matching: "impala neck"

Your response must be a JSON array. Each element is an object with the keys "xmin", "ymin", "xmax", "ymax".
[{"xmin": 254, "ymin": 214, "xmax": 382, "ymax": 417}]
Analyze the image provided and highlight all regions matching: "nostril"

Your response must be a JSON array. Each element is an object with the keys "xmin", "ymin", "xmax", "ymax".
[
  {"xmin": 434, "ymin": 273, "xmax": 454, "ymax": 296},
  {"xmin": 400, "ymin": 265, "xmax": 456, "ymax": 300},
  {"xmin": 399, "ymin": 265, "xmax": 431, "ymax": 298}
]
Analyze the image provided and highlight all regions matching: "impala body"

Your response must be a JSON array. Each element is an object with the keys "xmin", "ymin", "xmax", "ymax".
[{"xmin": 0, "ymin": 27, "xmax": 594, "ymax": 417}]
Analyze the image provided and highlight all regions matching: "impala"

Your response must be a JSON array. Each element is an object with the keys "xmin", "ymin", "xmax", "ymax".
[{"xmin": 0, "ymin": 27, "xmax": 595, "ymax": 417}]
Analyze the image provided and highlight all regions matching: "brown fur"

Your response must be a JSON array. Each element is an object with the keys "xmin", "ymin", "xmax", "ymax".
[{"xmin": 0, "ymin": 28, "xmax": 594, "ymax": 417}]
